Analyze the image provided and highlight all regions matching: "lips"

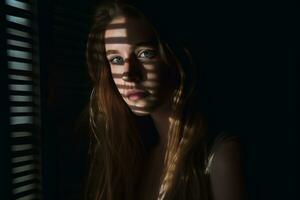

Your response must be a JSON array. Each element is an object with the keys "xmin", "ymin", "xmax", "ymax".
[{"xmin": 126, "ymin": 89, "xmax": 147, "ymax": 101}]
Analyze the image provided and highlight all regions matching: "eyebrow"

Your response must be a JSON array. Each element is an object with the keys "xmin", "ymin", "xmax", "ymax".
[
  {"xmin": 105, "ymin": 41, "xmax": 158, "ymax": 55},
  {"xmin": 106, "ymin": 50, "xmax": 119, "ymax": 55},
  {"xmin": 134, "ymin": 41, "xmax": 157, "ymax": 47}
]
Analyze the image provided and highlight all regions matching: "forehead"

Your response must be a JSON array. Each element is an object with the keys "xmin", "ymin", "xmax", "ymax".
[{"xmin": 104, "ymin": 16, "xmax": 157, "ymax": 46}]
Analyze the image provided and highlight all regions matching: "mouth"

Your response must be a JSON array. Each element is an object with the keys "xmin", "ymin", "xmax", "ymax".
[{"xmin": 126, "ymin": 89, "xmax": 148, "ymax": 101}]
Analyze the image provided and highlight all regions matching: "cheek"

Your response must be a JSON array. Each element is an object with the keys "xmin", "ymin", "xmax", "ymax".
[
  {"xmin": 146, "ymin": 72, "xmax": 158, "ymax": 80},
  {"xmin": 113, "ymin": 78, "xmax": 126, "ymax": 97},
  {"xmin": 112, "ymin": 77, "xmax": 124, "ymax": 86},
  {"xmin": 144, "ymin": 61, "xmax": 164, "ymax": 80},
  {"xmin": 144, "ymin": 63, "xmax": 168, "ymax": 89},
  {"xmin": 110, "ymin": 67, "xmax": 126, "ymax": 97},
  {"xmin": 110, "ymin": 66, "xmax": 124, "ymax": 87},
  {"xmin": 110, "ymin": 66, "xmax": 124, "ymax": 76}
]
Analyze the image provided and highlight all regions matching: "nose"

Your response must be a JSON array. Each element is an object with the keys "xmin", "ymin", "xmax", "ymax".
[{"xmin": 122, "ymin": 54, "xmax": 143, "ymax": 82}]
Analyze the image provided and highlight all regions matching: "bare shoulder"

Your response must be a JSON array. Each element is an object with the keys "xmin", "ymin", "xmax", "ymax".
[
  {"xmin": 208, "ymin": 135, "xmax": 247, "ymax": 200},
  {"xmin": 211, "ymin": 135, "xmax": 243, "ymax": 169}
]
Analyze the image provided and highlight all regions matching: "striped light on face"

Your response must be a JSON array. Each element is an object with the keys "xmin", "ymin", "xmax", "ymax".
[{"xmin": 104, "ymin": 16, "xmax": 172, "ymax": 115}]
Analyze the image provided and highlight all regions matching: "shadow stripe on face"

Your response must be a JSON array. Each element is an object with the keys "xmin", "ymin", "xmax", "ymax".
[
  {"xmin": 111, "ymin": 65, "xmax": 162, "ymax": 72},
  {"xmin": 105, "ymin": 37, "xmax": 132, "ymax": 44},
  {"xmin": 115, "ymin": 83, "xmax": 159, "ymax": 90},
  {"xmin": 104, "ymin": 36, "xmax": 160, "ymax": 45},
  {"xmin": 119, "ymin": 90, "xmax": 159, "ymax": 98},
  {"xmin": 106, "ymin": 23, "xmax": 130, "ymax": 30},
  {"xmin": 128, "ymin": 105, "xmax": 152, "ymax": 112},
  {"xmin": 112, "ymin": 72, "xmax": 160, "ymax": 81}
]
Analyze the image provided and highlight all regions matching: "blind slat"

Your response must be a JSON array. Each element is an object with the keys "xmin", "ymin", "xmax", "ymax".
[{"xmin": 6, "ymin": 0, "xmax": 31, "ymax": 11}]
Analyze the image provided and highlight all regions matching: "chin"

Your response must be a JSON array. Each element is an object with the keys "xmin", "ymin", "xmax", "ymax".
[
  {"xmin": 125, "ymin": 98, "xmax": 159, "ymax": 115},
  {"xmin": 129, "ymin": 104, "xmax": 158, "ymax": 116},
  {"xmin": 132, "ymin": 110, "xmax": 151, "ymax": 116}
]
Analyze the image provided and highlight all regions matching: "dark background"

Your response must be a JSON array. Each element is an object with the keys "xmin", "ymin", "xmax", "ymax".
[{"xmin": 3, "ymin": 0, "xmax": 298, "ymax": 200}]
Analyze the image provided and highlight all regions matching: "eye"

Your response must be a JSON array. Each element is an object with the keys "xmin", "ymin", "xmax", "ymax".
[
  {"xmin": 138, "ymin": 49, "xmax": 157, "ymax": 59},
  {"xmin": 109, "ymin": 56, "xmax": 124, "ymax": 65}
]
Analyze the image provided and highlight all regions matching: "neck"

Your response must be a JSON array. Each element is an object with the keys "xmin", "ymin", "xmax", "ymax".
[{"xmin": 150, "ymin": 100, "xmax": 173, "ymax": 148}]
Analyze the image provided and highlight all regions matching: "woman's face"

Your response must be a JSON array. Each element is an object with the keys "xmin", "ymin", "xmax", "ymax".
[{"xmin": 104, "ymin": 15, "xmax": 177, "ymax": 116}]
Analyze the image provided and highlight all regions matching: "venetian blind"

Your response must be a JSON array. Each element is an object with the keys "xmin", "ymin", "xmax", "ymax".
[{"xmin": 5, "ymin": 0, "xmax": 42, "ymax": 199}]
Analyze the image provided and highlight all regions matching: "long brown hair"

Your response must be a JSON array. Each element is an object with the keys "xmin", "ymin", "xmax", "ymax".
[{"xmin": 85, "ymin": 2, "xmax": 211, "ymax": 200}]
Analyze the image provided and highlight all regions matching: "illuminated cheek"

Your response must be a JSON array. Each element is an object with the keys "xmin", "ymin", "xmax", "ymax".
[
  {"xmin": 143, "ymin": 80, "xmax": 160, "ymax": 88},
  {"xmin": 112, "ymin": 77, "xmax": 124, "ymax": 85},
  {"xmin": 146, "ymin": 72, "xmax": 158, "ymax": 80},
  {"xmin": 110, "ymin": 66, "xmax": 124, "ymax": 75},
  {"xmin": 110, "ymin": 66, "xmax": 124, "ymax": 92},
  {"xmin": 143, "ymin": 63, "xmax": 155, "ymax": 70},
  {"xmin": 143, "ymin": 67, "xmax": 165, "ymax": 96},
  {"xmin": 112, "ymin": 78, "xmax": 126, "ymax": 96}
]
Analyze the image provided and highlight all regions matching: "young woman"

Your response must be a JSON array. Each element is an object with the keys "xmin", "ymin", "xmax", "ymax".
[{"xmin": 85, "ymin": 1, "xmax": 246, "ymax": 200}]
